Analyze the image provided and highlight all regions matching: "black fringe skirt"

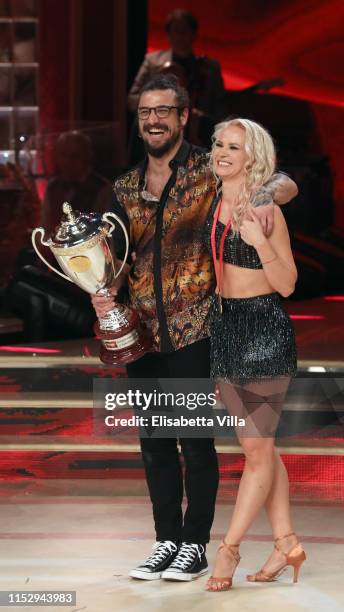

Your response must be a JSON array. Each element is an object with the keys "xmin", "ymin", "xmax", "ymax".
[{"xmin": 210, "ymin": 292, "xmax": 297, "ymax": 386}]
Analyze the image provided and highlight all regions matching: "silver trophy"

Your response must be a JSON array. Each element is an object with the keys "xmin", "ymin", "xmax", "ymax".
[{"xmin": 32, "ymin": 202, "xmax": 151, "ymax": 365}]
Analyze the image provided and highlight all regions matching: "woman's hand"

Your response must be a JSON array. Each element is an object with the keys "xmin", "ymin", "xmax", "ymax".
[{"xmin": 240, "ymin": 209, "xmax": 267, "ymax": 248}]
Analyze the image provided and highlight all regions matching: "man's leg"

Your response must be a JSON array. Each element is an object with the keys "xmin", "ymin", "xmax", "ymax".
[
  {"xmin": 165, "ymin": 338, "xmax": 219, "ymax": 545},
  {"xmin": 161, "ymin": 339, "xmax": 220, "ymax": 581},
  {"xmin": 180, "ymin": 437, "xmax": 219, "ymax": 545},
  {"xmin": 127, "ymin": 352, "xmax": 182, "ymax": 578},
  {"xmin": 139, "ymin": 436, "xmax": 183, "ymax": 542}
]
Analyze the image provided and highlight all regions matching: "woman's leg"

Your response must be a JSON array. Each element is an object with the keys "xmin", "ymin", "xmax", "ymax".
[
  {"xmin": 266, "ymin": 450, "xmax": 294, "ymax": 537},
  {"xmin": 225, "ymin": 437, "xmax": 276, "ymax": 542},
  {"xmin": 209, "ymin": 436, "xmax": 276, "ymax": 580},
  {"xmin": 208, "ymin": 377, "xmax": 288, "ymax": 580},
  {"xmin": 250, "ymin": 449, "xmax": 297, "ymax": 573}
]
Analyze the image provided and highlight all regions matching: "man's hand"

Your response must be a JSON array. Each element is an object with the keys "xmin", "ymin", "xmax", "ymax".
[
  {"xmin": 90, "ymin": 257, "xmax": 135, "ymax": 319},
  {"xmin": 250, "ymin": 173, "xmax": 298, "ymax": 236},
  {"xmin": 240, "ymin": 209, "xmax": 268, "ymax": 247},
  {"xmin": 272, "ymin": 174, "xmax": 298, "ymax": 204},
  {"xmin": 245, "ymin": 202, "xmax": 274, "ymax": 236},
  {"xmin": 264, "ymin": 173, "xmax": 298, "ymax": 205},
  {"xmin": 91, "ymin": 286, "xmax": 118, "ymax": 319}
]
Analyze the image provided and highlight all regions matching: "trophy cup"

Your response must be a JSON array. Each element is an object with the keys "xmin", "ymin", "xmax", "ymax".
[{"xmin": 32, "ymin": 202, "xmax": 151, "ymax": 365}]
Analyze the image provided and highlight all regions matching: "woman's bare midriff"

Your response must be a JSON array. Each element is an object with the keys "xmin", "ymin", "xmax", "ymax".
[{"xmin": 216, "ymin": 262, "xmax": 276, "ymax": 298}]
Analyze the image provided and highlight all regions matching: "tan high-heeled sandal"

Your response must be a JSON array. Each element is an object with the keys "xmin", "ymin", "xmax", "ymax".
[
  {"xmin": 247, "ymin": 531, "xmax": 306, "ymax": 583},
  {"xmin": 206, "ymin": 541, "xmax": 240, "ymax": 592}
]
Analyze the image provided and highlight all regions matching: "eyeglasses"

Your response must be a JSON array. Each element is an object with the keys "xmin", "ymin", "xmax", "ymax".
[{"xmin": 137, "ymin": 105, "xmax": 180, "ymax": 120}]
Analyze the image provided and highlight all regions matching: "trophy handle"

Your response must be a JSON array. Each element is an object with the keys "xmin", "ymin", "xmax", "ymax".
[
  {"xmin": 102, "ymin": 212, "xmax": 129, "ymax": 280},
  {"xmin": 31, "ymin": 227, "xmax": 72, "ymax": 283}
]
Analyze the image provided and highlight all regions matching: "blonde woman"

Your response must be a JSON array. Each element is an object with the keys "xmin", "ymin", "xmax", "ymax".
[{"xmin": 203, "ymin": 119, "xmax": 306, "ymax": 592}]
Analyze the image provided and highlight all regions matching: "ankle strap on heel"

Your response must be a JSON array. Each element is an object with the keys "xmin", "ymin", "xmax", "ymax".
[
  {"xmin": 274, "ymin": 532, "xmax": 299, "ymax": 555},
  {"xmin": 222, "ymin": 540, "xmax": 241, "ymax": 561},
  {"xmin": 274, "ymin": 531, "xmax": 295, "ymax": 543}
]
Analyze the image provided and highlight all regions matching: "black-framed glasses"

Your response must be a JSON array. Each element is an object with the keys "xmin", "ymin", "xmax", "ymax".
[{"xmin": 137, "ymin": 105, "xmax": 180, "ymax": 119}]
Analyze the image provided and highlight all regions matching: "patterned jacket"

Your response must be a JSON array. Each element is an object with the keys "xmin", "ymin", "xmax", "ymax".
[{"xmin": 112, "ymin": 140, "xmax": 216, "ymax": 352}]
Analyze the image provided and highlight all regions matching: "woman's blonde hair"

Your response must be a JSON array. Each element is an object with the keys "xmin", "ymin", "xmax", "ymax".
[{"xmin": 210, "ymin": 118, "xmax": 276, "ymax": 231}]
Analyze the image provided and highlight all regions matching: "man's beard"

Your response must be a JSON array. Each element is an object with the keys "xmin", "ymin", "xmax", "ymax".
[{"xmin": 142, "ymin": 128, "xmax": 181, "ymax": 158}]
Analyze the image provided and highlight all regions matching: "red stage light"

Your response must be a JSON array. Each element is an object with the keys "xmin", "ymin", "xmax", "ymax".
[
  {"xmin": 289, "ymin": 315, "xmax": 325, "ymax": 320},
  {"xmin": 0, "ymin": 346, "xmax": 61, "ymax": 354},
  {"xmin": 323, "ymin": 296, "xmax": 344, "ymax": 301}
]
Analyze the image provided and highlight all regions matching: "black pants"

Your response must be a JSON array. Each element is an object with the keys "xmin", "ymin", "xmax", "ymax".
[{"xmin": 126, "ymin": 338, "xmax": 219, "ymax": 545}]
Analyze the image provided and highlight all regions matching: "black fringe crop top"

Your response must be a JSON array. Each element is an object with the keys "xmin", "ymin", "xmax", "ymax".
[{"xmin": 203, "ymin": 196, "xmax": 263, "ymax": 269}]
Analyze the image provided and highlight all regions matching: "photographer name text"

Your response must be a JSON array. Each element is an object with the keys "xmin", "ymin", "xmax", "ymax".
[{"xmin": 104, "ymin": 415, "xmax": 245, "ymax": 428}]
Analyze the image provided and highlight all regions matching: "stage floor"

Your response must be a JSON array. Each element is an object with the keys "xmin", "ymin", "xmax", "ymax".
[
  {"xmin": 0, "ymin": 296, "xmax": 342, "ymax": 610},
  {"xmin": 0, "ymin": 479, "xmax": 343, "ymax": 612}
]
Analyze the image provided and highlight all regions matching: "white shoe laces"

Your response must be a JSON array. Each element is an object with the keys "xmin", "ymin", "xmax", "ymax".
[
  {"xmin": 144, "ymin": 540, "xmax": 178, "ymax": 568},
  {"xmin": 169, "ymin": 542, "xmax": 204, "ymax": 570}
]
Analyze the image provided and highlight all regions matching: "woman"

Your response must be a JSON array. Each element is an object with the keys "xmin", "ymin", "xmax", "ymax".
[{"xmin": 203, "ymin": 118, "xmax": 306, "ymax": 592}]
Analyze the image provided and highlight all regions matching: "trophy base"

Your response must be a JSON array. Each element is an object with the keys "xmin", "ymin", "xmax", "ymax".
[
  {"xmin": 94, "ymin": 308, "xmax": 152, "ymax": 367},
  {"xmin": 99, "ymin": 337, "xmax": 150, "ymax": 366}
]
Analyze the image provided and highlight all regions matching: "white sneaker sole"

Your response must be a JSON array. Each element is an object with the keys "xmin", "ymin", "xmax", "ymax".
[
  {"xmin": 130, "ymin": 569, "xmax": 162, "ymax": 580},
  {"xmin": 161, "ymin": 567, "xmax": 208, "ymax": 581}
]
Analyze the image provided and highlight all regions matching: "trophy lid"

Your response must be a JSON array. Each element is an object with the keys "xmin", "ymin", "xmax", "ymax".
[{"xmin": 49, "ymin": 202, "xmax": 103, "ymax": 248}]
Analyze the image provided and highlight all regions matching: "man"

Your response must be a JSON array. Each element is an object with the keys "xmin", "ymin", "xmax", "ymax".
[
  {"xmin": 128, "ymin": 8, "xmax": 227, "ymax": 154},
  {"xmin": 92, "ymin": 74, "xmax": 298, "ymax": 582},
  {"xmin": 128, "ymin": 8, "xmax": 283, "ymax": 150},
  {"xmin": 41, "ymin": 131, "xmax": 114, "ymax": 234},
  {"xmin": 128, "ymin": 9, "xmax": 227, "ymax": 129}
]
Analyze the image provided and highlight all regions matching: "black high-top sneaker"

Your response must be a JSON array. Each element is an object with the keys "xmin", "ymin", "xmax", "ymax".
[
  {"xmin": 161, "ymin": 542, "xmax": 208, "ymax": 581},
  {"xmin": 130, "ymin": 540, "xmax": 178, "ymax": 580}
]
